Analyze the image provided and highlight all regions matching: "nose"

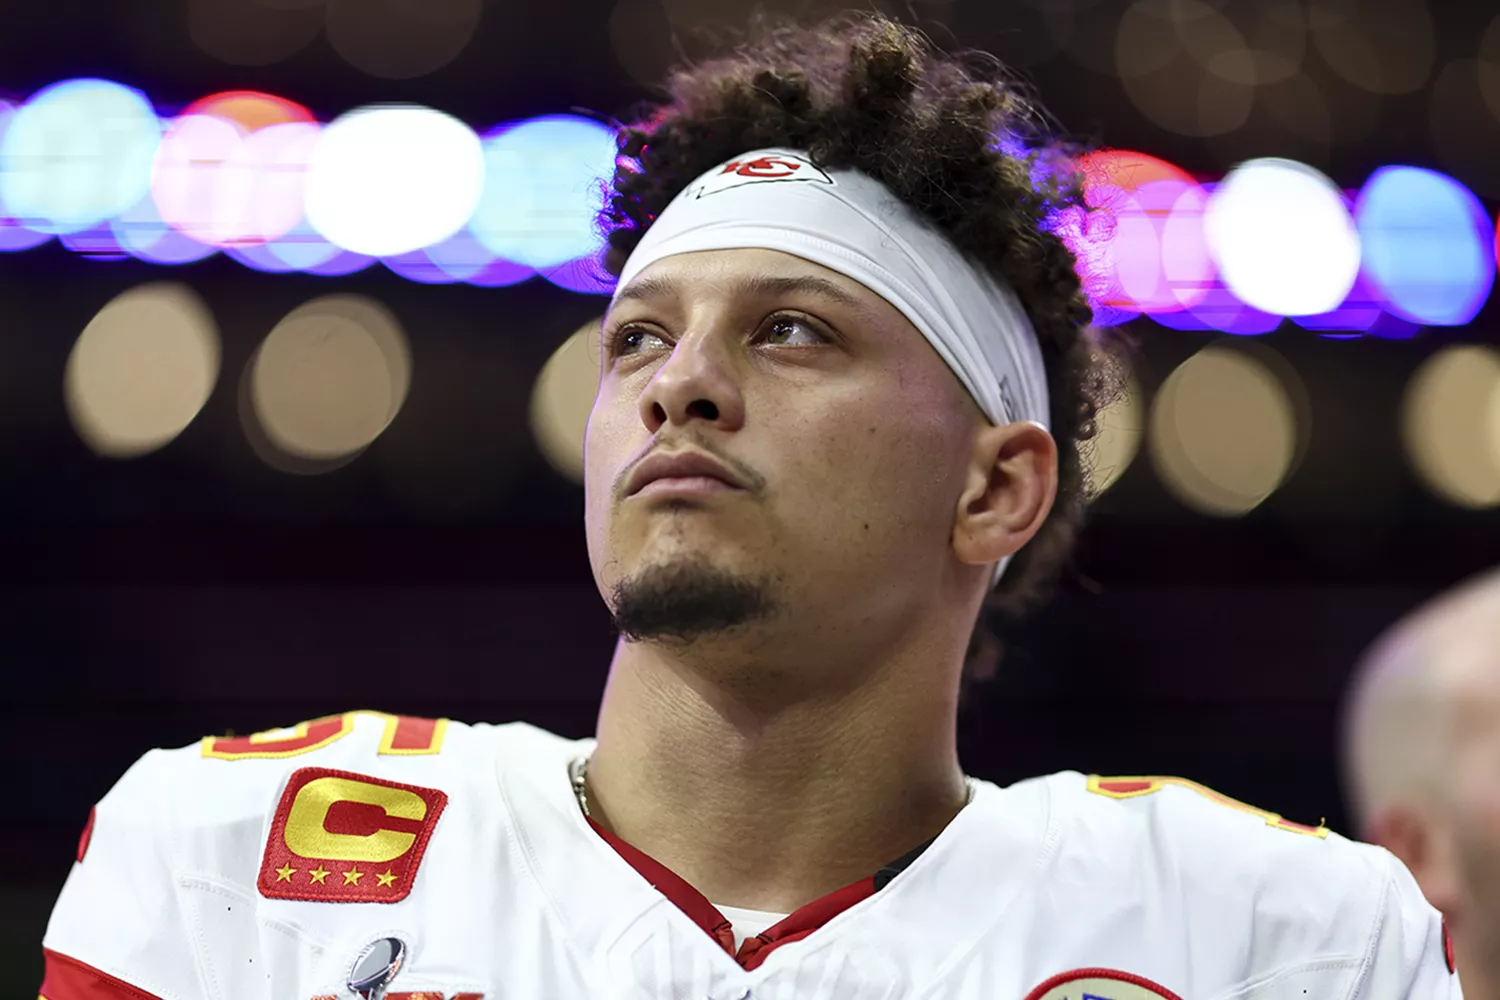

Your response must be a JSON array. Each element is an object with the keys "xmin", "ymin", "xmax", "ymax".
[{"xmin": 636, "ymin": 329, "xmax": 747, "ymax": 435}]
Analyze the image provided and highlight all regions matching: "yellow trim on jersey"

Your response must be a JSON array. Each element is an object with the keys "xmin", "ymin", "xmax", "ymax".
[
  {"xmin": 1087, "ymin": 774, "xmax": 1330, "ymax": 839},
  {"xmin": 200, "ymin": 713, "xmax": 356, "ymax": 760}
]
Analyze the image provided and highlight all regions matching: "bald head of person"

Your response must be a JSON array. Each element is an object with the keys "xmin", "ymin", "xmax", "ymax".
[{"xmin": 1343, "ymin": 567, "xmax": 1500, "ymax": 995}]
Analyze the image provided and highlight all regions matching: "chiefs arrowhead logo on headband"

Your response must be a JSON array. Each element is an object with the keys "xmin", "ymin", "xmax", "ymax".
[{"xmin": 688, "ymin": 152, "xmax": 835, "ymax": 200}]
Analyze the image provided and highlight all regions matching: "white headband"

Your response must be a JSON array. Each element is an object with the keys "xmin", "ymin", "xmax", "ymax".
[{"xmin": 613, "ymin": 149, "xmax": 1051, "ymax": 588}]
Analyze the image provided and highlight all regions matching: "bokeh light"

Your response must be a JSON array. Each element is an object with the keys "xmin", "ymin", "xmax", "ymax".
[
  {"xmin": 1401, "ymin": 345, "xmax": 1500, "ymax": 508},
  {"xmin": 382, "ymin": 249, "xmax": 461, "ymax": 285},
  {"xmin": 325, "ymin": 0, "xmax": 483, "ymax": 79},
  {"xmin": 302, "ymin": 248, "xmax": 378, "ymax": 277},
  {"xmin": 59, "ymin": 223, "xmax": 127, "ymax": 259},
  {"xmin": 179, "ymin": 90, "xmax": 315, "ymax": 131},
  {"xmin": 110, "ymin": 192, "xmax": 219, "ymax": 265},
  {"xmin": 1114, "ymin": 180, "xmax": 1214, "ymax": 314},
  {"xmin": 470, "ymin": 116, "xmax": 618, "ymax": 269},
  {"xmin": 1154, "ymin": 282, "xmax": 1285, "ymax": 335},
  {"xmin": 1114, "ymin": 0, "xmax": 1253, "ymax": 137},
  {"xmin": 1205, "ymin": 158, "xmax": 1360, "ymax": 316},
  {"xmin": 305, "ymin": 105, "xmax": 484, "ymax": 257},
  {"xmin": 462, "ymin": 256, "xmax": 535, "ymax": 288},
  {"xmin": 150, "ymin": 114, "xmax": 250, "ymax": 247},
  {"xmin": 0, "ymin": 100, "xmax": 53, "ymax": 253},
  {"xmin": 1428, "ymin": 59, "xmax": 1500, "ymax": 201},
  {"xmin": 1149, "ymin": 344, "xmax": 1300, "ymax": 515},
  {"xmin": 1060, "ymin": 150, "xmax": 1210, "ymax": 322},
  {"xmin": 1309, "ymin": 0, "xmax": 1435, "ymax": 96},
  {"xmin": 420, "ymin": 229, "xmax": 498, "ymax": 282},
  {"xmin": 187, "ymin": 0, "xmax": 323, "ymax": 67},
  {"xmin": 64, "ymin": 283, "xmax": 221, "ymax": 457},
  {"xmin": 530, "ymin": 319, "xmax": 602, "ymax": 483},
  {"xmin": 260, "ymin": 216, "xmax": 344, "ymax": 270},
  {"xmin": 1081, "ymin": 351, "xmax": 1143, "ymax": 496},
  {"xmin": 247, "ymin": 295, "xmax": 412, "ymax": 465},
  {"xmin": 542, "ymin": 256, "xmax": 616, "ymax": 296},
  {"xmin": 1356, "ymin": 166, "xmax": 1494, "ymax": 326},
  {"xmin": 226, "ymin": 242, "xmax": 301, "ymax": 273},
  {"xmin": 0, "ymin": 79, "xmax": 162, "ymax": 235},
  {"xmin": 152, "ymin": 93, "xmax": 320, "ymax": 248}
]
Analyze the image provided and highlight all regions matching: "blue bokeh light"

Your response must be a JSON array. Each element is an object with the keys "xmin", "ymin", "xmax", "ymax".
[
  {"xmin": 263, "ymin": 217, "xmax": 341, "ymax": 270},
  {"xmin": 462, "ymin": 257, "xmax": 533, "ymax": 288},
  {"xmin": 0, "ymin": 100, "xmax": 53, "ymax": 252},
  {"xmin": 1181, "ymin": 284, "xmax": 1283, "ymax": 335},
  {"xmin": 1291, "ymin": 274, "xmax": 1385, "ymax": 332},
  {"xmin": 227, "ymin": 243, "xmax": 301, "ymax": 273},
  {"xmin": 470, "ymin": 115, "xmax": 617, "ymax": 269},
  {"xmin": 110, "ymin": 192, "xmax": 218, "ymax": 265},
  {"xmin": 422, "ymin": 229, "xmax": 497, "ymax": 282},
  {"xmin": 382, "ymin": 249, "xmax": 461, "ymax": 284},
  {"xmin": 0, "ymin": 79, "xmax": 161, "ymax": 235},
  {"xmin": 1356, "ymin": 166, "xmax": 1494, "ymax": 326},
  {"xmin": 59, "ymin": 223, "xmax": 127, "ymax": 259},
  {"xmin": 303, "ymin": 249, "xmax": 375, "ymax": 276}
]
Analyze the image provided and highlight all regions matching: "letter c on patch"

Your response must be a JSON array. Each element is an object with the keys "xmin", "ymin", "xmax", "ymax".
[{"xmin": 284, "ymin": 775, "xmax": 427, "ymax": 863}]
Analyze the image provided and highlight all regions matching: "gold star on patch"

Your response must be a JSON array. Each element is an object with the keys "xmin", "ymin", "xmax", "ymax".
[
  {"xmin": 308, "ymin": 865, "xmax": 331, "ymax": 885},
  {"xmin": 274, "ymin": 864, "xmax": 297, "ymax": 883},
  {"xmin": 342, "ymin": 866, "xmax": 364, "ymax": 886},
  {"xmin": 376, "ymin": 869, "xmax": 397, "ymax": 888}
]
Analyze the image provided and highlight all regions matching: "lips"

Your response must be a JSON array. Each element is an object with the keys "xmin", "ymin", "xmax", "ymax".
[{"xmin": 625, "ymin": 450, "xmax": 746, "ymax": 497}]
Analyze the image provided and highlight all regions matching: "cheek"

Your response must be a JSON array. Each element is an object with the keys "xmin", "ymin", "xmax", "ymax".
[
  {"xmin": 583, "ymin": 401, "xmax": 630, "ymax": 518},
  {"xmin": 789, "ymin": 383, "xmax": 967, "ymax": 535}
]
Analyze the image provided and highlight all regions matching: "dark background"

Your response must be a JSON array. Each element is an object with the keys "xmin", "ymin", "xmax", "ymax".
[{"xmin": 6, "ymin": 0, "xmax": 1500, "ymax": 994}]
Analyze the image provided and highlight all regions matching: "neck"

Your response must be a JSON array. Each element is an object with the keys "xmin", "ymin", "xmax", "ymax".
[{"xmin": 586, "ymin": 625, "xmax": 970, "ymax": 914}]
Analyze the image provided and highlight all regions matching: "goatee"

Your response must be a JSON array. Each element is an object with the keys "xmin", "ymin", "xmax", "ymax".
[{"xmin": 610, "ymin": 555, "xmax": 776, "ymax": 643}]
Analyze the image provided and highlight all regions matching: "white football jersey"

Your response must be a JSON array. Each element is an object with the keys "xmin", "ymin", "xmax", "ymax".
[{"xmin": 42, "ymin": 711, "xmax": 1462, "ymax": 1000}]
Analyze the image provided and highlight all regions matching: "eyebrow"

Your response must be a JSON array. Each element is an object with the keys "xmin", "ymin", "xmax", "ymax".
[{"xmin": 611, "ymin": 271, "xmax": 867, "ymax": 312}]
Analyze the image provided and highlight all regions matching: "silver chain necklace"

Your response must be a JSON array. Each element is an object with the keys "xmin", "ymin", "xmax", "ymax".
[{"xmin": 571, "ymin": 754, "xmax": 593, "ymax": 818}]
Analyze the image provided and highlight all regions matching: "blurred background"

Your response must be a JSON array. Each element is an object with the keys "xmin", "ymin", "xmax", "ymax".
[{"xmin": 5, "ymin": 0, "xmax": 1500, "ymax": 991}]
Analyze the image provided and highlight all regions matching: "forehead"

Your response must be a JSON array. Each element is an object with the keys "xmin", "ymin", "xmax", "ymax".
[{"xmin": 611, "ymin": 248, "xmax": 899, "ymax": 323}]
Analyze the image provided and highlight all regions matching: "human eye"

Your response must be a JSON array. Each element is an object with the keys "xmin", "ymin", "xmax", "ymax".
[
  {"xmin": 605, "ymin": 323, "xmax": 669, "ymax": 359},
  {"xmin": 759, "ymin": 313, "xmax": 829, "ymax": 347}
]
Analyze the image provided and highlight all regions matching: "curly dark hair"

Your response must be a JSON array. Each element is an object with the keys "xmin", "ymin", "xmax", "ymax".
[{"xmin": 601, "ymin": 11, "xmax": 1119, "ymax": 690}]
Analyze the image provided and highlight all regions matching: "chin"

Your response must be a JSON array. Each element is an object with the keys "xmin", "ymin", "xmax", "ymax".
[{"xmin": 608, "ymin": 552, "xmax": 777, "ymax": 644}]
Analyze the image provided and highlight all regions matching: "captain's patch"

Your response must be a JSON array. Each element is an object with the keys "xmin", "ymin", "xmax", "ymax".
[{"xmin": 258, "ymin": 767, "xmax": 447, "ymax": 903}]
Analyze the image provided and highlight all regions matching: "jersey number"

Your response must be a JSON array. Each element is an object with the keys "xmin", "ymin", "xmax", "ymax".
[
  {"xmin": 1087, "ymin": 775, "xmax": 1328, "ymax": 838},
  {"xmin": 202, "ymin": 711, "xmax": 448, "ymax": 760}
]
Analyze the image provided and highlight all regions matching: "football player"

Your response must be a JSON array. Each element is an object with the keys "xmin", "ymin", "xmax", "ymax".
[
  {"xmin": 41, "ymin": 13, "xmax": 1460, "ymax": 1000},
  {"xmin": 1345, "ymin": 567, "xmax": 1500, "ymax": 999}
]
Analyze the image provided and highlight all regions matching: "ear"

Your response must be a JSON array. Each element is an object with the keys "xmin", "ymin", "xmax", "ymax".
[
  {"xmin": 952, "ymin": 420, "xmax": 1059, "ymax": 571},
  {"xmin": 1366, "ymin": 804, "xmax": 1463, "ymax": 914}
]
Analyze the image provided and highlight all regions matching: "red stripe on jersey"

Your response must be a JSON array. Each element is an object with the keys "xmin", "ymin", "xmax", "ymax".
[
  {"xmin": 586, "ymin": 817, "xmax": 737, "ymax": 955},
  {"xmin": 76, "ymin": 807, "xmax": 96, "ymax": 865},
  {"xmin": 584, "ymin": 816, "xmax": 881, "ymax": 970},
  {"xmin": 39, "ymin": 949, "xmax": 165, "ymax": 1000}
]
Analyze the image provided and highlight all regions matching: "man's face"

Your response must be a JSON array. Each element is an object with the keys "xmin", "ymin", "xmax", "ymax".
[{"xmin": 583, "ymin": 248, "xmax": 983, "ymax": 650}]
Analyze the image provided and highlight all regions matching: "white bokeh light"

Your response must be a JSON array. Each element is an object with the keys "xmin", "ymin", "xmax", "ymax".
[
  {"xmin": 1204, "ymin": 158, "xmax": 1361, "ymax": 316},
  {"xmin": 305, "ymin": 105, "xmax": 483, "ymax": 257}
]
